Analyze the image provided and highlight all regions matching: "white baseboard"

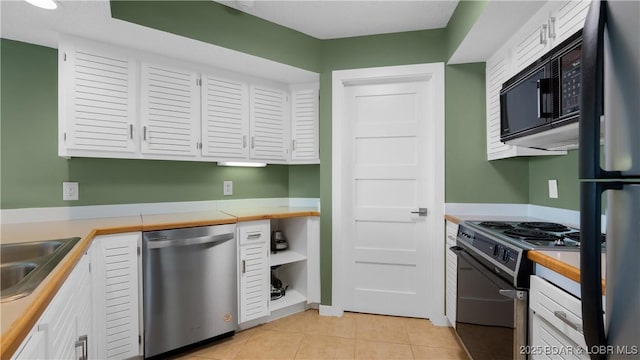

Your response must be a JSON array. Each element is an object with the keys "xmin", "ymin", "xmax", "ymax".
[
  {"xmin": 429, "ymin": 315, "xmax": 450, "ymax": 327},
  {"xmin": 319, "ymin": 305, "xmax": 343, "ymax": 317}
]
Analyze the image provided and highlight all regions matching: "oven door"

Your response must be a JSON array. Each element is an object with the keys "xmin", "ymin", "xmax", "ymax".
[{"xmin": 453, "ymin": 248, "xmax": 527, "ymax": 360}]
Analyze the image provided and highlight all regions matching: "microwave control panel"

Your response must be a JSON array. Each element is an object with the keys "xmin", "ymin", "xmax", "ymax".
[{"xmin": 560, "ymin": 47, "xmax": 582, "ymax": 116}]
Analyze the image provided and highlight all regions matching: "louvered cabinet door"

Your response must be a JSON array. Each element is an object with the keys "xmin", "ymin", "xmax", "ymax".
[
  {"xmin": 239, "ymin": 243, "xmax": 269, "ymax": 323},
  {"xmin": 201, "ymin": 75, "xmax": 249, "ymax": 159},
  {"xmin": 249, "ymin": 85, "xmax": 288, "ymax": 161},
  {"xmin": 92, "ymin": 233, "xmax": 141, "ymax": 360},
  {"xmin": 554, "ymin": 0, "xmax": 590, "ymax": 44},
  {"xmin": 486, "ymin": 50, "xmax": 512, "ymax": 160},
  {"xmin": 140, "ymin": 63, "xmax": 200, "ymax": 157},
  {"xmin": 61, "ymin": 45, "xmax": 137, "ymax": 153},
  {"xmin": 290, "ymin": 88, "xmax": 319, "ymax": 163}
]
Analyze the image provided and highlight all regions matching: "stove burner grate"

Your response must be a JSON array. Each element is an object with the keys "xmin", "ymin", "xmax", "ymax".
[
  {"xmin": 518, "ymin": 222, "xmax": 570, "ymax": 232},
  {"xmin": 564, "ymin": 231, "xmax": 606, "ymax": 243},
  {"xmin": 503, "ymin": 228, "xmax": 560, "ymax": 242},
  {"xmin": 479, "ymin": 221, "xmax": 514, "ymax": 229}
]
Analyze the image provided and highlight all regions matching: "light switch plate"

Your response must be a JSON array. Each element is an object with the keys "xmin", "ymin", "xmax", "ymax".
[
  {"xmin": 63, "ymin": 181, "xmax": 79, "ymax": 201},
  {"xmin": 223, "ymin": 181, "xmax": 233, "ymax": 196},
  {"xmin": 548, "ymin": 179, "xmax": 558, "ymax": 199}
]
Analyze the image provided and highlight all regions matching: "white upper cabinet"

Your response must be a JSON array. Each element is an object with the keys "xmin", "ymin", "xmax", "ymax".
[
  {"xmin": 290, "ymin": 86, "xmax": 319, "ymax": 163},
  {"xmin": 511, "ymin": 0, "xmax": 591, "ymax": 76},
  {"xmin": 140, "ymin": 62, "xmax": 200, "ymax": 157},
  {"xmin": 250, "ymin": 85, "xmax": 289, "ymax": 162},
  {"xmin": 59, "ymin": 38, "xmax": 137, "ymax": 156},
  {"xmin": 201, "ymin": 75, "xmax": 250, "ymax": 160},
  {"xmin": 554, "ymin": 0, "xmax": 591, "ymax": 44},
  {"xmin": 59, "ymin": 36, "xmax": 319, "ymax": 165}
]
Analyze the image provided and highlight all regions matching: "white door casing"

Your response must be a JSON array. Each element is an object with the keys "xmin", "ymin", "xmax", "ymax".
[{"xmin": 330, "ymin": 63, "xmax": 446, "ymax": 325}]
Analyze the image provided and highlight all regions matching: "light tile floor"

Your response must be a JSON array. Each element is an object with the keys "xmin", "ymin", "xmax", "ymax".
[{"xmin": 174, "ymin": 310, "xmax": 469, "ymax": 360}]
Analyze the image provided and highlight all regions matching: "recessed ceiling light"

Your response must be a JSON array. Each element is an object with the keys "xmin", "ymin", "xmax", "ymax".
[{"xmin": 24, "ymin": 0, "xmax": 58, "ymax": 10}]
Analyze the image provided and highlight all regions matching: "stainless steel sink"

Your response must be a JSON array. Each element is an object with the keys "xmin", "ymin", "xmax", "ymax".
[
  {"xmin": 1, "ymin": 263, "xmax": 38, "ymax": 291},
  {"xmin": 1, "ymin": 240, "xmax": 64, "ymax": 263},
  {"xmin": 0, "ymin": 237, "xmax": 81, "ymax": 302}
]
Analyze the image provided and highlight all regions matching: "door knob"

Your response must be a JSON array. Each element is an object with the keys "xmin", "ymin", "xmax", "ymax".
[{"xmin": 410, "ymin": 208, "xmax": 428, "ymax": 216}]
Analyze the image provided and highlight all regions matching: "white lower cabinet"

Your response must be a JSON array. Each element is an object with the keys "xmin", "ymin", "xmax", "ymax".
[
  {"xmin": 238, "ymin": 220, "xmax": 271, "ymax": 324},
  {"xmin": 13, "ymin": 249, "xmax": 92, "ymax": 360},
  {"xmin": 445, "ymin": 220, "xmax": 459, "ymax": 328},
  {"xmin": 91, "ymin": 232, "xmax": 142, "ymax": 359},
  {"xmin": 237, "ymin": 216, "xmax": 321, "ymax": 326},
  {"xmin": 530, "ymin": 275, "xmax": 589, "ymax": 359}
]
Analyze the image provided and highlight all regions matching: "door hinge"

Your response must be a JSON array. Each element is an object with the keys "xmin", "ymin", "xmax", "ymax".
[
  {"xmin": 137, "ymin": 246, "xmax": 141, "ymax": 256},
  {"xmin": 138, "ymin": 334, "xmax": 142, "ymax": 344},
  {"xmin": 63, "ymin": 132, "xmax": 67, "ymax": 142},
  {"xmin": 63, "ymin": 52, "xmax": 67, "ymax": 61},
  {"xmin": 196, "ymin": 78, "xmax": 202, "ymax": 86}
]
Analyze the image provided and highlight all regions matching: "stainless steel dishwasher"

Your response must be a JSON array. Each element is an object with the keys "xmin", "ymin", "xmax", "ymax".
[{"xmin": 142, "ymin": 223, "xmax": 237, "ymax": 358}]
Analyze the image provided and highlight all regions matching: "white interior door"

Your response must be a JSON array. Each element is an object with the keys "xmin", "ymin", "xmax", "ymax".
[{"xmin": 343, "ymin": 80, "xmax": 433, "ymax": 318}]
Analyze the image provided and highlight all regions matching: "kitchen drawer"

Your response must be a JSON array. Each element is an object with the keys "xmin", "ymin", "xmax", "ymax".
[
  {"xmin": 530, "ymin": 275, "xmax": 587, "ymax": 349},
  {"xmin": 238, "ymin": 220, "xmax": 269, "ymax": 245},
  {"xmin": 531, "ymin": 313, "xmax": 589, "ymax": 360}
]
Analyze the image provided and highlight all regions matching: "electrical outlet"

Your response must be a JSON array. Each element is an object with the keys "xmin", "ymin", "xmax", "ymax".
[
  {"xmin": 223, "ymin": 181, "xmax": 233, "ymax": 196},
  {"xmin": 63, "ymin": 182, "xmax": 79, "ymax": 201},
  {"xmin": 548, "ymin": 179, "xmax": 558, "ymax": 199}
]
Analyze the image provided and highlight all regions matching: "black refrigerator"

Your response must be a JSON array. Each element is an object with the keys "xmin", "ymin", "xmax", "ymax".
[{"xmin": 580, "ymin": 1, "xmax": 640, "ymax": 359}]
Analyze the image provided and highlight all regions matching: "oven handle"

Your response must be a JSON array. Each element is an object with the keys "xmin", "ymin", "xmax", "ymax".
[{"xmin": 451, "ymin": 245, "xmax": 517, "ymax": 293}]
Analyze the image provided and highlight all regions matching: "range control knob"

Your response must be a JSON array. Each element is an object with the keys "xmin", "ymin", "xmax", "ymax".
[
  {"xmin": 502, "ymin": 249, "xmax": 510, "ymax": 263},
  {"xmin": 493, "ymin": 245, "xmax": 500, "ymax": 257}
]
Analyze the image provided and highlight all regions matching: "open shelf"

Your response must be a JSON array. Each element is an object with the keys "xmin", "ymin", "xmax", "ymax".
[
  {"xmin": 269, "ymin": 289, "xmax": 306, "ymax": 312},
  {"xmin": 270, "ymin": 250, "xmax": 307, "ymax": 267}
]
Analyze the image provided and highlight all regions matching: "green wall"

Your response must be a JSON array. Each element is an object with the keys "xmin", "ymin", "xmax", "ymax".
[
  {"xmin": 529, "ymin": 150, "xmax": 580, "ymax": 211},
  {"xmin": 0, "ymin": 39, "xmax": 315, "ymax": 209},
  {"xmin": 110, "ymin": 1, "xmax": 321, "ymax": 73},
  {"xmin": 445, "ymin": 64, "xmax": 529, "ymax": 204}
]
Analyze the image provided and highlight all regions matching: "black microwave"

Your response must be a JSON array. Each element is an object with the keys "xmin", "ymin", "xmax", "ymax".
[{"xmin": 500, "ymin": 31, "xmax": 582, "ymax": 144}]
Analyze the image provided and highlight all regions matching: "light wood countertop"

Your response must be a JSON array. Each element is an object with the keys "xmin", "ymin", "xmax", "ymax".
[
  {"xmin": 141, "ymin": 210, "xmax": 236, "ymax": 231},
  {"xmin": 221, "ymin": 206, "xmax": 320, "ymax": 222},
  {"xmin": 0, "ymin": 206, "xmax": 318, "ymax": 359},
  {"xmin": 528, "ymin": 250, "xmax": 606, "ymax": 293}
]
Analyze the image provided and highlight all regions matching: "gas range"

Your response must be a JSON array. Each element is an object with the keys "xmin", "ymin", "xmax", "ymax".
[{"xmin": 455, "ymin": 221, "xmax": 605, "ymax": 288}]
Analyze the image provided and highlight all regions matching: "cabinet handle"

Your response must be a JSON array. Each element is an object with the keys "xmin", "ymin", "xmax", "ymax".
[
  {"xmin": 75, "ymin": 335, "xmax": 88, "ymax": 360},
  {"xmin": 251, "ymin": 136, "xmax": 255, "ymax": 149},
  {"xmin": 292, "ymin": 139, "xmax": 296, "ymax": 151},
  {"xmin": 243, "ymin": 135, "xmax": 247, "ymax": 148},
  {"xmin": 143, "ymin": 126, "xmax": 147, "ymax": 141},
  {"xmin": 553, "ymin": 311, "xmax": 583, "ymax": 333},
  {"xmin": 539, "ymin": 24, "xmax": 548, "ymax": 45},
  {"xmin": 447, "ymin": 235, "xmax": 456, "ymax": 241},
  {"xmin": 247, "ymin": 233, "xmax": 262, "ymax": 240},
  {"xmin": 548, "ymin": 17, "xmax": 556, "ymax": 39},
  {"xmin": 242, "ymin": 260, "xmax": 246, "ymax": 274},
  {"xmin": 129, "ymin": 124, "xmax": 133, "ymax": 139}
]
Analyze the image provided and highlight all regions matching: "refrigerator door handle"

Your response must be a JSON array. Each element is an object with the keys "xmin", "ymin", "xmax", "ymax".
[{"xmin": 579, "ymin": 1, "xmax": 609, "ymax": 357}]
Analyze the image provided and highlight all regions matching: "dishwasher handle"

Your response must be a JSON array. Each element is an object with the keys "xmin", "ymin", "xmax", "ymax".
[{"xmin": 146, "ymin": 233, "xmax": 234, "ymax": 249}]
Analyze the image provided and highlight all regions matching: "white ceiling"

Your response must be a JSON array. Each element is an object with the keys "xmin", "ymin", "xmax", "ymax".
[{"xmin": 217, "ymin": 0, "xmax": 459, "ymax": 39}]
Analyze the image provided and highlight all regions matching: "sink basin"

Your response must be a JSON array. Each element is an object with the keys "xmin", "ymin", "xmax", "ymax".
[
  {"xmin": 0, "ymin": 237, "xmax": 81, "ymax": 302},
  {"xmin": 1, "ymin": 240, "xmax": 64, "ymax": 263},
  {"xmin": 1, "ymin": 262, "xmax": 37, "ymax": 291}
]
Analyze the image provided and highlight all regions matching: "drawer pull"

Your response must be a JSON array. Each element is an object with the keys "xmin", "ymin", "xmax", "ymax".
[
  {"xmin": 247, "ymin": 233, "xmax": 262, "ymax": 239},
  {"xmin": 554, "ymin": 311, "xmax": 583, "ymax": 333}
]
